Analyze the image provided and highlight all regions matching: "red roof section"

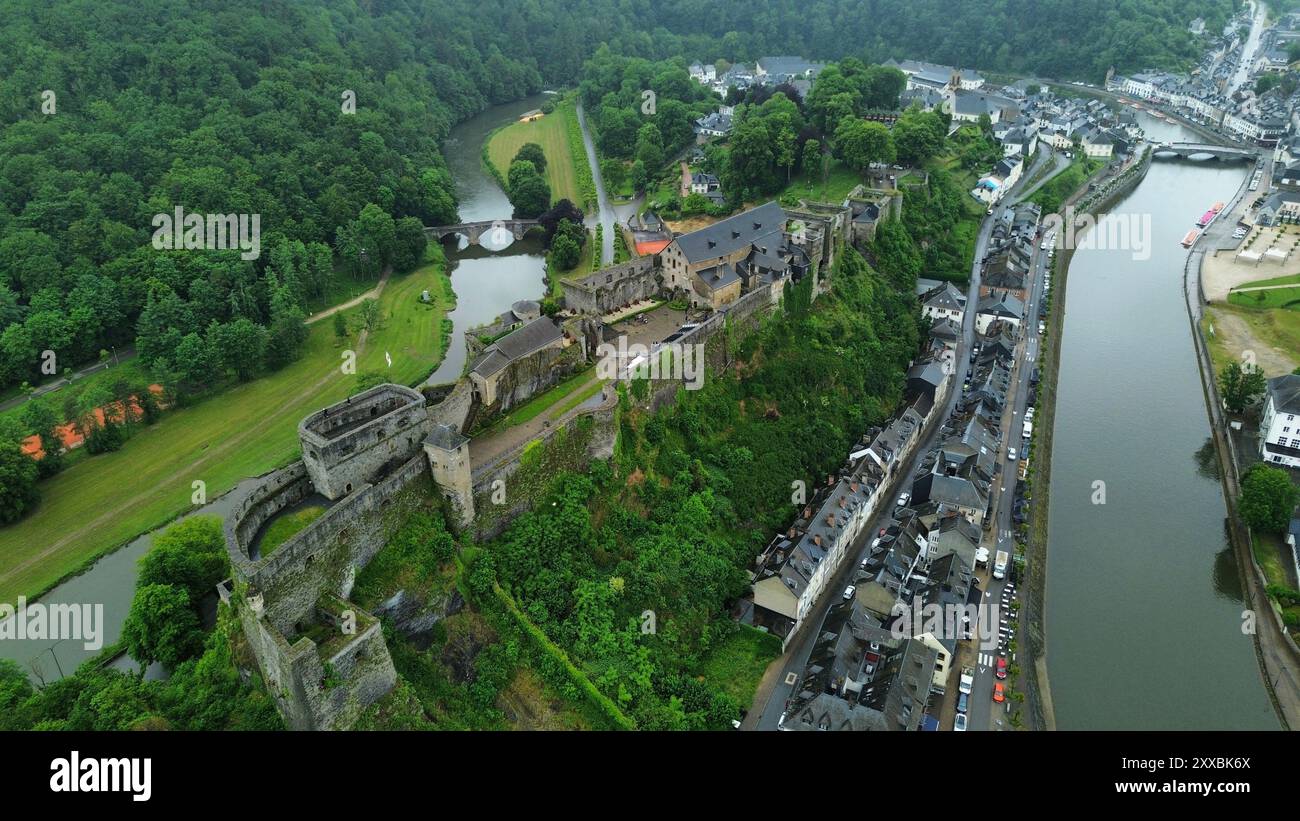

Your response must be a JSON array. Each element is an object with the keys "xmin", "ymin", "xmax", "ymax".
[
  {"xmin": 635, "ymin": 239, "xmax": 671, "ymax": 256},
  {"xmin": 22, "ymin": 385, "xmax": 165, "ymax": 460}
]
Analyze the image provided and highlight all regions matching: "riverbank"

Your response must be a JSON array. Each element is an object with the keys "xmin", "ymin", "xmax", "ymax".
[
  {"xmin": 1020, "ymin": 148, "xmax": 1151, "ymax": 731},
  {"xmin": 1186, "ymin": 172, "xmax": 1300, "ymax": 730}
]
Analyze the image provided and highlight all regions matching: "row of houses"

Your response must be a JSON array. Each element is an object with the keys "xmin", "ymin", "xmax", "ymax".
[
  {"xmin": 688, "ymin": 56, "xmax": 825, "ymax": 99},
  {"xmin": 1107, "ymin": 8, "xmax": 1299, "ymax": 148}
]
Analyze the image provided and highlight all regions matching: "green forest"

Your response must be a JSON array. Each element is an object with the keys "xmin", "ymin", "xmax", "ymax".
[{"xmin": 0, "ymin": 0, "xmax": 1222, "ymax": 396}]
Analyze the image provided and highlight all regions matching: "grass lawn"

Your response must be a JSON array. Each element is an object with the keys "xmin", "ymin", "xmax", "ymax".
[
  {"xmin": 697, "ymin": 625, "xmax": 782, "ymax": 709},
  {"xmin": 1251, "ymin": 533, "xmax": 1300, "ymax": 636},
  {"xmin": 0, "ymin": 258, "xmax": 455, "ymax": 608},
  {"xmin": 548, "ymin": 379, "xmax": 604, "ymax": 421},
  {"xmin": 777, "ymin": 159, "xmax": 866, "ymax": 205},
  {"xmin": 258, "ymin": 504, "xmax": 326, "ymax": 558},
  {"xmin": 1229, "ymin": 285, "xmax": 1300, "ymax": 310},
  {"xmin": 1204, "ymin": 303, "xmax": 1300, "ymax": 377},
  {"xmin": 486, "ymin": 105, "xmax": 581, "ymax": 206},
  {"xmin": 476, "ymin": 366, "xmax": 597, "ymax": 434}
]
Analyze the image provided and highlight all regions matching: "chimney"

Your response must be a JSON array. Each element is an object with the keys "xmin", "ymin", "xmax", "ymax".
[
  {"xmin": 825, "ymin": 514, "xmax": 835, "ymax": 527},
  {"xmin": 813, "ymin": 534, "xmax": 822, "ymax": 546},
  {"xmin": 838, "ymin": 498, "xmax": 846, "ymax": 509},
  {"xmin": 850, "ymin": 482, "xmax": 860, "ymax": 493}
]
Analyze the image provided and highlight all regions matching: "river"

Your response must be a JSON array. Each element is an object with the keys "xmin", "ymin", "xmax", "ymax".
[
  {"xmin": 0, "ymin": 97, "xmax": 551, "ymax": 682},
  {"xmin": 1044, "ymin": 112, "xmax": 1279, "ymax": 729}
]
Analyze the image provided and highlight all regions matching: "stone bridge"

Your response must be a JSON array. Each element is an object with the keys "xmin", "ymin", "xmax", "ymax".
[
  {"xmin": 426, "ymin": 219, "xmax": 542, "ymax": 248},
  {"xmin": 1150, "ymin": 142, "xmax": 1258, "ymax": 162}
]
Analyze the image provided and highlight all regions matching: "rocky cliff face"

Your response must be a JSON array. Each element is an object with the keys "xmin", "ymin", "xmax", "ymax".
[{"xmin": 374, "ymin": 587, "xmax": 465, "ymax": 648}]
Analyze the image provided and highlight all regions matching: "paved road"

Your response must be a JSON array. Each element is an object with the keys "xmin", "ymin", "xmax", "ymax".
[
  {"xmin": 0, "ymin": 346, "xmax": 138, "ymax": 414},
  {"xmin": 575, "ymin": 101, "xmax": 616, "ymax": 265},
  {"xmin": 745, "ymin": 192, "xmax": 1000, "ymax": 731},
  {"xmin": 1228, "ymin": 2, "xmax": 1267, "ymax": 98},
  {"xmin": 966, "ymin": 226, "xmax": 1053, "ymax": 731},
  {"xmin": 1006, "ymin": 149, "xmax": 1070, "ymax": 206}
]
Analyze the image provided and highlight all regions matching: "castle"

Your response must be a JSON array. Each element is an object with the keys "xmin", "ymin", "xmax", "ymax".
[{"xmin": 221, "ymin": 193, "xmax": 897, "ymax": 729}]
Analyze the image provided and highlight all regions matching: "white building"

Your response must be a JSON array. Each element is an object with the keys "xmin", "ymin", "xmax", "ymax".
[
  {"xmin": 921, "ymin": 281, "xmax": 967, "ymax": 324},
  {"xmin": 1260, "ymin": 374, "xmax": 1300, "ymax": 468}
]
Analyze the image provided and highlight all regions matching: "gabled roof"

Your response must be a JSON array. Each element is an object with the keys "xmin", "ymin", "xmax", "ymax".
[
  {"xmin": 1268, "ymin": 374, "xmax": 1300, "ymax": 414},
  {"xmin": 672, "ymin": 201, "xmax": 786, "ymax": 264},
  {"xmin": 471, "ymin": 316, "xmax": 563, "ymax": 378}
]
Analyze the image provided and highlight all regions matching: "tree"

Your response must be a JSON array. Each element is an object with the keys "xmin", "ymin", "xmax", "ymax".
[
  {"xmin": 601, "ymin": 159, "xmax": 627, "ymax": 193},
  {"xmin": 893, "ymin": 106, "xmax": 947, "ymax": 165},
  {"xmin": 137, "ymin": 516, "xmax": 229, "ymax": 605},
  {"xmin": 172, "ymin": 331, "xmax": 218, "ymax": 390},
  {"xmin": 801, "ymin": 138, "xmax": 823, "ymax": 183},
  {"xmin": 210, "ymin": 318, "xmax": 268, "ymax": 382},
  {"xmin": 1219, "ymin": 361, "xmax": 1266, "ymax": 413},
  {"xmin": 333, "ymin": 311, "xmax": 348, "ymax": 341},
  {"xmin": 121, "ymin": 583, "xmax": 204, "ymax": 668},
  {"xmin": 513, "ymin": 142, "xmax": 548, "ymax": 174},
  {"xmin": 21, "ymin": 397, "xmax": 62, "ymax": 477},
  {"xmin": 834, "ymin": 118, "xmax": 895, "ymax": 173},
  {"xmin": 1239, "ymin": 463, "xmax": 1300, "ymax": 534},
  {"xmin": 506, "ymin": 160, "xmax": 551, "ymax": 218},
  {"xmin": 538, "ymin": 199, "xmax": 585, "ymax": 244},
  {"xmin": 0, "ymin": 432, "xmax": 39, "ymax": 523},
  {"xmin": 550, "ymin": 232, "xmax": 581, "ymax": 271}
]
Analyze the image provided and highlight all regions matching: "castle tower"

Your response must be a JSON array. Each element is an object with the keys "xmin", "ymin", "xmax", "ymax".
[{"xmin": 424, "ymin": 423, "xmax": 475, "ymax": 529}]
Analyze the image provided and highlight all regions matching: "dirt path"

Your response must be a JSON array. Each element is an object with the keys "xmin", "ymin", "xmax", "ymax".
[
  {"xmin": 306, "ymin": 270, "xmax": 390, "ymax": 324},
  {"xmin": 1207, "ymin": 307, "xmax": 1297, "ymax": 375},
  {"xmin": 0, "ymin": 329, "xmax": 371, "ymax": 590}
]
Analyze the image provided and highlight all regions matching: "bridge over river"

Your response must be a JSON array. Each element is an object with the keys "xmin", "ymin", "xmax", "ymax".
[
  {"xmin": 1150, "ymin": 142, "xmax": 1258, "ymax": 162},
  {"xmin": 426, "ymin": 219, "xmax": 542, "ymax": 249}
]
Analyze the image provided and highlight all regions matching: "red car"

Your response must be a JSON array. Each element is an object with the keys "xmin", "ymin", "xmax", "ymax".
[
  {"xmin": 993, "ymin": 683, "xmax": 1005, "ymax": 703},
  {"xmin": 996, "ymin": 657, "xmax": 1008, "ymax": 680}
]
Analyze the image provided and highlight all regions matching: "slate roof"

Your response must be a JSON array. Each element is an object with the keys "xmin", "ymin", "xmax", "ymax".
[
  {"xmin": 1267, "ymin": 374, "xmax": 1300, "ymax": 414},
  {"xmin": 470, "ymin": 316, "xmax": 563, "ymax": 378},
  {"xmin": 672, "ymin": 201, "xmax": 786, "ymax": 264}
]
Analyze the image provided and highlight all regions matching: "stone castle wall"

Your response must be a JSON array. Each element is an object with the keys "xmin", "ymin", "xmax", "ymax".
[
  {"xmin": 560, "ymin": 257, "xmax": 659, "ymax": 315},
  {"xmin": 299, "ymin": 384, "xmax": 431, "ymax": 500}
]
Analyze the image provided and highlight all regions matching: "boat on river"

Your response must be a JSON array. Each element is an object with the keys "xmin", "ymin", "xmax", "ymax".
[{"xmin": 1181, "ymin": 229, "xmax": 1200, "ymax": 247}]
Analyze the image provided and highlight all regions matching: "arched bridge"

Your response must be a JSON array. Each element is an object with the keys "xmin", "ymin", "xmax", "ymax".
[
  {"xmin": 1150, "ymin": 142, "xmax": 1258, "ymax": 162},
  {"xmin": 426, "ymin": 219, "xmax": 542, "ymax": 248}
]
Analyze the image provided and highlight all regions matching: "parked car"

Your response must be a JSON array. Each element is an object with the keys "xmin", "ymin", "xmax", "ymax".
[
  {"xmin": 896, "ymin": 492, "xmax": 911, "ymax": 508},
  {"xmin": 996, "ymin": 657, "xmax": 1008, "ymax": 680},
  {"xmin": 957, "ymin": 692, "xmax": 969, "ymax": 713},
  {"xmin": 843, "ymin": 585, "xmax": 856, "ymax": 601},
  {"xmin": 993, "ymin": 682, "xmax": 1006, "ymax": 703},
  {"xmin": 954, "ymin": 712, "xmax": 968, "ymax": 731}
]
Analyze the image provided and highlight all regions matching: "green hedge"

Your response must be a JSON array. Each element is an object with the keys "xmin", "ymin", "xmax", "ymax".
[{"xmin": 489, "ymin": 580, "xmax": 636, "ymax": 730}]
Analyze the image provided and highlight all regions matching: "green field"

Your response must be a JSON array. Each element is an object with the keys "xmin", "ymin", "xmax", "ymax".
[
  {"xmin": 258, "ymin": 505, "xmax": 326, "ymax": 558},
  {"xmin": 697, "ymin": 625, "xmax": 783, "ymax": 709},
  {"xmin": 0, "ymin": 257, "xmax": 455, "ymax": 608},
  {"xmin": 486, "ymin": 104, "xmax": 582, "ymax": 206},
  {"xmin": 776, "ymin": 158, "xmax": 865, "ymax": 206},
  {"xmin": 1229, "ymin": 285, "xmax": 1300, "ymax": 310},
  {"xmin": 1228, "ymin": 270, "xmax": 1300, "ymax": 311}
]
